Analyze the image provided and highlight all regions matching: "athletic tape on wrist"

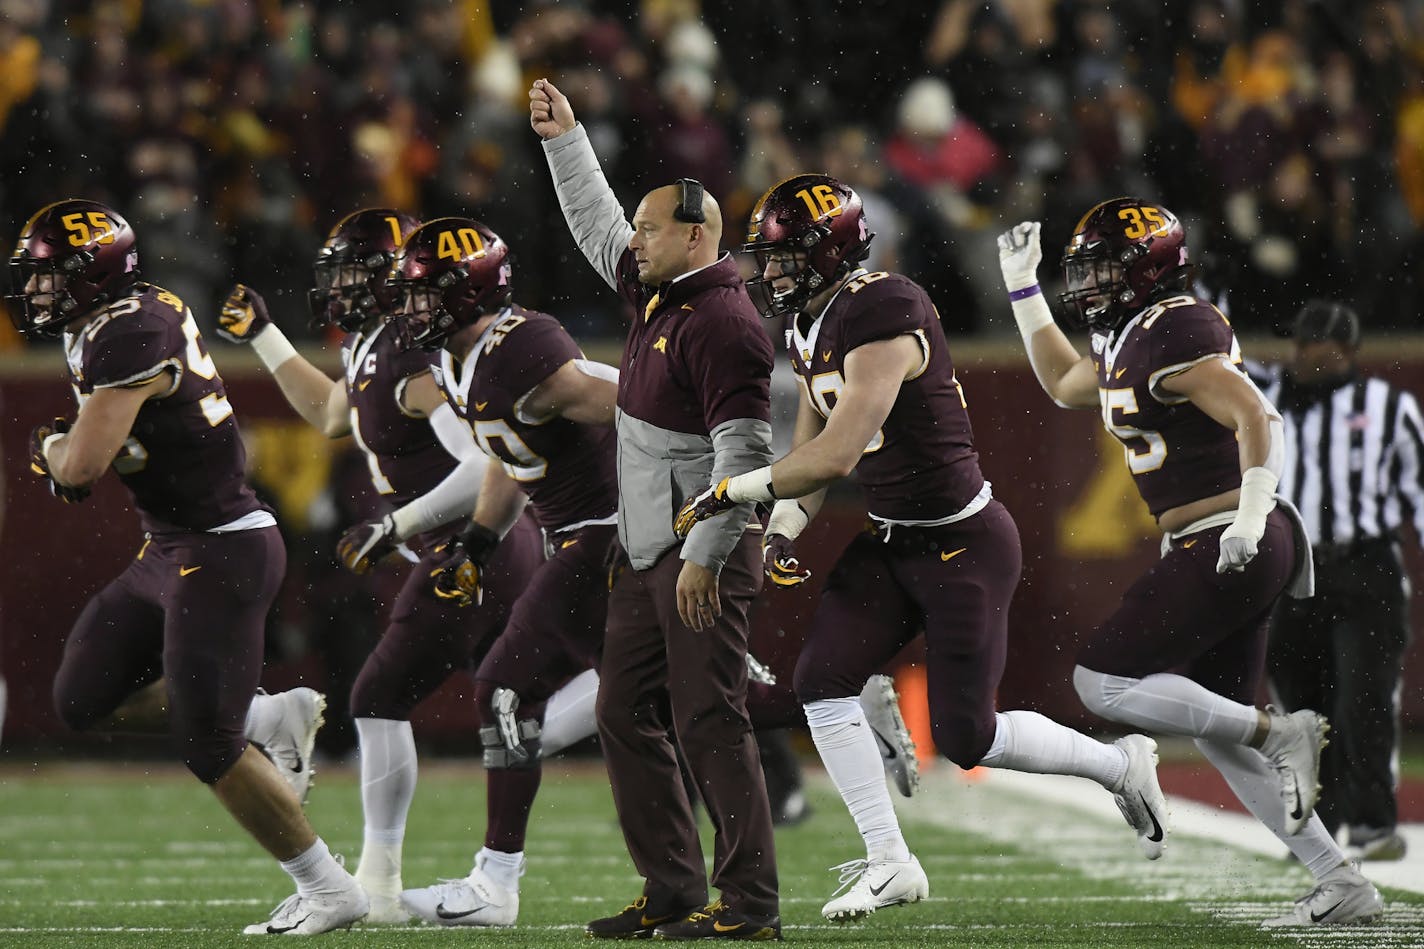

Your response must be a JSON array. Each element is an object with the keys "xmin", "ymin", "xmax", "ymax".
[
  {"xmin": 250, "ymin": 325, "xmax": 298, "ymax": 371},
  {"xmin": 766, "ymin": 500, "xmax": 809, "ymax": 541}
]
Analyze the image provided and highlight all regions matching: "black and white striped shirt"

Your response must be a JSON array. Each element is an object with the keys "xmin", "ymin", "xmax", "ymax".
[{"xmin": 1251, "ymin": 363, "xmax": 1424, "ymax": 548}]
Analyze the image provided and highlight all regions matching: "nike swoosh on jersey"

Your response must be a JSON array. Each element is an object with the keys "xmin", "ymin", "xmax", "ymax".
[
  {"xmin": 561, "ymin": 539, "xmax": 579, "ymax": 549},
  {"xmin": 868, "ymin": 873, "xmax": 900, "ymax": 897},
  {"xmin": 940, "ymin": 547, "xmax": 968, "ymax": 562},
  {"xmin": 179, "ymin": 565, "xmax": 202, "ymax": 577},
  {"xmin": 1115, "ymin": 367, "xmax": 1127, "ymax": 379},
  {"xmin": 1311, "ymin": 899, "xmax": 1346, "ymax": 923},
  {"xmin": 1181, "ymin": 539, "xmax": 1198, "ymax": 549},
  {"xmin": 822, "ymin": 350, "xmax": 832, "ymax": 362},
  {"xmin": 475, "ymin": 401, "xmax": 489, "ymax": 411},
  {"xmin": 357, "ymin": 379, "xmax": 372, "ymax": 391}
]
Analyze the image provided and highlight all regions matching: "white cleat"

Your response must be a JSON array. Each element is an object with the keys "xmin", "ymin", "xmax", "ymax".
[
  {"xmin": 821, "ymin": 854, "xmax": 929, "ymax": 922},
  {"xmin": 356, "ymin": 881, "xmax": 410, "ymax": 926},
  {"xmin": 745, "ymin": 652, "xmax": 778, "ymax": 686},
  {"xmin": 243, "ymin": 885, "xmax": 369, "ymax": 935},
  {"xmin": 1260, "ymin": 706, "xmax": 1329, "ymax": 837},
  {"xmin": 1111, "ymin": 734, "xmax": 1168, "ymax": 860},
  {"xmin": 401, "ymin": 859, "xmax": 521, "ymax": 927},
  {"xmin": 1261, "ymin": 860, "xmax": 1384, "ymax": 928},
  {"xmin": 859, "ymin": 674, "xmax": 919, "ymax": 797},
  {"xmin": 254, "ymin": 688, "xmax": 325, "ymax": 805}
]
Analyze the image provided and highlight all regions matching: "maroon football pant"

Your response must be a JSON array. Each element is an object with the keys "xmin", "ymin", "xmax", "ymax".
[
  {"xmin": 1077, "ymin": 507, "xmax": 1298, "ymax": 704},
  {"xmin": 348, "ymin": 517, "xmax": 543, "ymax": 722},
  {"xmin": 472, "ymin": 523, "xmax": 616, "ymax": 853},
  {"xmin": 52, "ymin": 527, "xmax": 285, "ymax": 783},
  {"xmin": 597, "ymin": 533, "xmax": 778, "ymax": 918},
  {"xmin": 793, "ymin": 500, "xmax": 1021, "ymax": 769}
]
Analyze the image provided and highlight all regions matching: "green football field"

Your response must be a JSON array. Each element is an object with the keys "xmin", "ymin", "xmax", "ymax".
[{"xmin": 0, "ymin": 757, "xmax": 1420, "ymax": 948}]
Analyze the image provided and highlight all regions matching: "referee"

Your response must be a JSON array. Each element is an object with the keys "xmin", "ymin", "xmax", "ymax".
[{"xmin": 1252, "ymin": 300, "xmax": 1424, "ymax": 862}]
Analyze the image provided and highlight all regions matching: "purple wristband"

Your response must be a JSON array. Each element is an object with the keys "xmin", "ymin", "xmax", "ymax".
[{"xmin": 1008, "ymin": 284, "xmax": 1042, "ymax": 302}]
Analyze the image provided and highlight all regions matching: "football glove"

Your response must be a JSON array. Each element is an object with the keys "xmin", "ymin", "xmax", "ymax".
[
  {"xmin": 763, "ymin": 533, "xmax": 811, "ymax": 587},
  {"xmin": 29, "ymin": 418, "xmax": 90, "ymax": 503},
  {"xmin": 335, "ymin": 514, "xmax": 400, "ymax": 574},
  {"xmin": 996, "ymin": 221, "xmax": 1043, "ymax": 292},
  {"xmin": 673, "ymin": 477, "xmax": 736, "ymax": 538},
  {"xmin": 218, "ymin": 283, "xmax": 272, "ymax": 343},
  {"xmin": 430, "ymin": 523, "xmax": 501, "ymax": 608}
]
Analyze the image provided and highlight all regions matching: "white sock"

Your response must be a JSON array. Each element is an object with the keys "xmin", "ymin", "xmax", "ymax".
[
  {"xmin": 541, "ymin": 669, "xmax": 599, "ymax": 758},
  {"xmin": 805, "ymin": 698, "xmax": 909, "ymax": 863},
  {"xmin": 355, "ymin": 718, "xmax": 417, "ymax": 885},
  {"xmin": 475, "ymin": 846, "xmax": 525, "ymax": 892},
  {"xmin": 281, "ymin": 837, "xmax": 351, "ymax": 896},
  {"xmin": 245, "ymin": 691, "xmax": 283, "ymax": 745},
  {"xmin": 1194, "ymin": 737, "xmax": 1344, "ymax": 878},
  {"xmin": 1074, "ymin": 667, "xmax": 1258, "ymax": 744},
  {"xmin": 979, "ymin": 710, "xmax": 1128, "ymax": 789}
]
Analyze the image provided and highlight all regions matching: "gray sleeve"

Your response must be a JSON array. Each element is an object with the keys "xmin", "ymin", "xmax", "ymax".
[
  {"xmin": 681, "ymin": 416, "xmax": 775, "ymax": 574},
  {"xmin": 541, "ymin": 123, "xmax": 634, "ymax": 291}
]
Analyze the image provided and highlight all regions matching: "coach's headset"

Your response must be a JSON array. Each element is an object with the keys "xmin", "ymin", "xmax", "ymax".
[{"xmin": 673, "ymin": 178, "xmax": 706, "ymax": 224}]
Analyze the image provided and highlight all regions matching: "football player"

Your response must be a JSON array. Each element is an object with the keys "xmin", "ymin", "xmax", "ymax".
[
  {"xmin": 996, "ymin": 201, "xmax": 1383, "ymax": 927},
  {"xmin": 379, "ymin": 216, "xmax": 622, "ymax": 926},
  {"xmin": 218, "ymin": 208, "xmax": 553, "ymax": 924},
  {"xmin": 675, "ymin": 176, "xmax": 1170, "ymax": 923},
  {"xmin": 12, "ymin": 199, "xmax": 367, "ymax": 935}
]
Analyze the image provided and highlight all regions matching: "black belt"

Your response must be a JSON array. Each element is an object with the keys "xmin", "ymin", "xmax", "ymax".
[{"xmin": 1312, "ymin": 534, "xmax": 1395, "ymax": 566}]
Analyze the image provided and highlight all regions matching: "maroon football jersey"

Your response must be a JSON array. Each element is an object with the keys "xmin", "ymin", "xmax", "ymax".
[
  {"xmin": 1092, "ymin": 294, "xmax": 1244, "ymax": 517},
  {"xmin": 786, "ymin": 271, "xmax": 985, "ymax": 520},
  {"xmin": 65, "ymin": 284, "xmax": 265, "ymax": 532},
  {"xmin": 432, "ymin": 306, "xmax": 618, "ymax": 531},
  {"xmin": 341, "ymin": 323, "xmax": 453, "ymax": 509}
]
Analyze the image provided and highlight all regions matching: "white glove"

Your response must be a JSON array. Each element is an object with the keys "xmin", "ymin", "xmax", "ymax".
[
  {"xmin": 997, "ymin": 222, "xmax": 1043, "ymax": 292},
  {"xmin": 1216, "ymin": 467, "xmax": 1278, "ymax": 574}
]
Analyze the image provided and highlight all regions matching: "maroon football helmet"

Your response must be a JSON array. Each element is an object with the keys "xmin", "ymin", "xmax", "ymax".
[
  {"xmin": 387, "ymin": 217, "xmax": 511, "ymax": 351},
  {"xmin": 7, "ymin": 199, "xmax": 140, "ymax": 337},
  {"xmin": 1058, "ymin": 197, "xmax": 1190, "ymax": 332},
  {"xmin": 309, "ymin": 208, "xmax": 420, "ymax": 331},
  {"xmin": 741, "ymin": 174, "xmax": 873, "ymax": 318}
]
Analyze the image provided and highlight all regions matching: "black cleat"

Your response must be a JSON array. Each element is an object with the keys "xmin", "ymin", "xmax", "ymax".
[
  {"xmin": 652, "ymin": 900, "xmax": 782, "ymax": 941},
  {"xmin": 587, "ymin": 895, "xmax": 702, "ymax": 940}
]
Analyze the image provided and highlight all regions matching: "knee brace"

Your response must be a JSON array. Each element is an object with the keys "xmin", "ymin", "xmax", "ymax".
[{"xmin": 481, "ymin": 686, "xmax": 542, "ymax": 770}]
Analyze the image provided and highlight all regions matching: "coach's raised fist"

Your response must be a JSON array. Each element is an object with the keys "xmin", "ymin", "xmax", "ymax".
[{"xmin": 529, "ymin": 78, "xmax": 576, "ymax": 141}]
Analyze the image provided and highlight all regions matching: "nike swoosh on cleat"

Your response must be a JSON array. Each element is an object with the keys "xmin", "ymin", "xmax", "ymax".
[
  {"xmin": 868, "ymin": 873, "xmax": 900, "ymax": 897},
  {"xmin": 1310, "ymin": 899, "xmax": 1346, "ymax": 923},
  {"xmin": 1140, "ymin": 794, "xmax": 1164, "ymax": 842},
  {"xmin": 267, "ymin": 915, "xmax": 312, "ymax": 933},
  {"xmin": 1290, "ymin": 788, "xmax": 1305, "ymax": 821},
  {"xmin": 713, "ymin": 921, "xmax": 745, "ymax": 933},
  {"xmin": 873, "ymin": 732, "xmax": 898, "ymax": 760},
  {"xmin": 435, "ymin": 903, "xmax": 482, "ymax": 920}
]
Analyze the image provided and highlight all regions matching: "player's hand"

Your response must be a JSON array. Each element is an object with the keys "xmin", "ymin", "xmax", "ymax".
[
  {"xmin": 673, "ymin": 477, "xmax": 735, "ymax": 538},
  {"xmin": 335, "ymin": 514, "xmax": 399, "ymax": 574},
  {"xmin": 1216, "ymin": 523, "xmax": 1260, "ymax": 574},
  {"xmin": 676, "ymin": 559, "xmax": 722, "ymax": 632},
  {"xmin": 763, "ymin": 533, "xmax": 811, "ymax": 587},
  {"xmin": 29, "ymin": 418, "xmax": 90, "ymax": 503},
  {"xmin": 996, "ymin": 221, "xmax": 1043, "ymax": 292},
  {"xmin": 529, "ymin": 78, "xmax": 577, "ymax": 140},
  {"xmin": 218, "ymin": 283, "xmax": 272, "ymax": 343},
  {"xmin": 430, "ymin": 523, "xmax": 501, "ymax": 608}
]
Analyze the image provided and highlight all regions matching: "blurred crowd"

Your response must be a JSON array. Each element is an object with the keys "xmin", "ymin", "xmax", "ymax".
[{"xmin": 2, "ymin": 0, "xmax": 1424, "ymax": 347}]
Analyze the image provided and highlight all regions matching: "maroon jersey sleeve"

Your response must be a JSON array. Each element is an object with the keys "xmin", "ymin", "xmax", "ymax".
[
  {"xmin": 86, "ymin": 300, "xmax": 183, "ymax": 389},
  {"xmin": 1146, "ymin": 299, "xmax": 1235, "ymax": 401},
  {"xmin": 489, "ymin": 309, "xmax": 585, "ymax": 401},
  {"xmin": 834, "ymin": 273, "xmax": 932, "ymax": 356}
]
